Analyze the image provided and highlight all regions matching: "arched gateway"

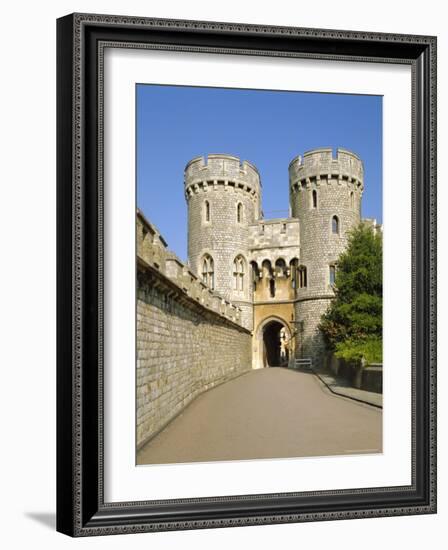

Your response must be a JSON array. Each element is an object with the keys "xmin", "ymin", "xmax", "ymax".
[{"xmin": 253, "ymin": 317, "xmax": 293, "ymax": 369}]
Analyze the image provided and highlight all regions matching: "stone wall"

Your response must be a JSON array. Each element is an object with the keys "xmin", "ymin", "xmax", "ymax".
[
  {"xmin": 248, "ymin": 218, "xmax": 301, "ymax": 267},
  {"xmin": 326, "ymin": 354, "xmax": 383, "ymax": 394},
  {"xmin": 296, "ymin": 297, "xmax": 333, "ymax": 360},
  {"xmin": 137, "ymin": 210, "xmax": 244, "ymax": 325},
  {"xmin": 136, "ymin": 211, "xmax": 252, "ymax": 449}
]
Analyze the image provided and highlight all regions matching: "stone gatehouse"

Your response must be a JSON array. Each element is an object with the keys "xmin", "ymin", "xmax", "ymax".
[{"xmin": 136, "ymin": 148, "xmax": 381, "ymax": 447}]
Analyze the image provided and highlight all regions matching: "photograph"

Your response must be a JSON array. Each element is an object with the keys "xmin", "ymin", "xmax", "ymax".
[{"xmin": 135, "ymin": 84, "xmax": 384, "ymax": 465}]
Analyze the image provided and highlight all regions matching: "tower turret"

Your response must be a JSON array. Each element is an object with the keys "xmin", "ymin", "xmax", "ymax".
[
  {"xmin": 184, "ymin": 154, "xmax": 261, "ymax": 330},
  {"xmin": 288, "ymin": 148, "xmax": 364, "ymax": 360}
]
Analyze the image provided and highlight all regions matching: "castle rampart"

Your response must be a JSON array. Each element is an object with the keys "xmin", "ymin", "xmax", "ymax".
[
  {"xmin": 136, "ymin": 210, "xmax": 252, "ymax": 448},
  {"xmin": 137, "ymin": 210, "xmax": 244, "ymax": 325}
]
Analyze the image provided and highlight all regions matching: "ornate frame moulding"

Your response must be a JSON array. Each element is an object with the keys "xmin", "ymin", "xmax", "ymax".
[{"xmin": 56, "ymin": 13, "xmax": 437, "ymax": 537}]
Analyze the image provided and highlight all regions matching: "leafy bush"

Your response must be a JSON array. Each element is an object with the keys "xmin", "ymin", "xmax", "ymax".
[{"xmin": 334, "ymin": 336, "xmax": 383, "ymax": 363}]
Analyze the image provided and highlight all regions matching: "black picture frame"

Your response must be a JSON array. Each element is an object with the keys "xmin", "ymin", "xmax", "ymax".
[{"xmin": 56, "ymin": 13, "xmax": 437, "ymax": 536}]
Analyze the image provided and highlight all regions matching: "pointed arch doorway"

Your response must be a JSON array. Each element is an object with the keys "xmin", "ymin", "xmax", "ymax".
[{"xmin": 254, "ymin": 317, "xmax": 292, "ymax": 369}]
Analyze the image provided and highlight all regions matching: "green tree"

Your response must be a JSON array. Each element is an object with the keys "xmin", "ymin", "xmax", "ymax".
[{"xmin": 319, "ymin": 223, "xmax": 382, "ymax": 363}]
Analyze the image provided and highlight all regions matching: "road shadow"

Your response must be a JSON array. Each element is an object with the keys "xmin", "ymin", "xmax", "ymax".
[{"xmin": 288, "ymin": 364, "xmax": 353, "ymax": 388}]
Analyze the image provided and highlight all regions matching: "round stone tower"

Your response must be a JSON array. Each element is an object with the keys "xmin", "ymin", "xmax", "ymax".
[
  {"xmin": 289, "ymin": 148, "xmax": 364, "ymax": 361},
  {"xmin": 184, "ymin": 154, "xmax": 262, "ymax": 330}
]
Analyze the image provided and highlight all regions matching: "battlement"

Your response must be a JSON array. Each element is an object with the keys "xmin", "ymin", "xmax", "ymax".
[
  {"xmin": 289, "ymin": 148, "xmax": 364, "ymax": 190},
  {"xmin": 184, "ymin": 154, "xmax": 261, "ymax": 198},
  {"xmin": 248, "ymin": 218, "xmax": 301, "ymax": 267},
  {"xmin": 137, "ymin": 210, "xmax": 243, "ymax": 326}
]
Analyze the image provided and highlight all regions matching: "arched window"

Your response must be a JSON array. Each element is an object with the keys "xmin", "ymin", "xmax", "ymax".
[
  {"xmin": 329, "ymin": 264, "xmax": 336, "ymax": 286},
  {"xmin": 312, "ymin": 189, "xmax": 318, "ymax": 209},
  {"xmin": 290, "ymin": 258, "xmax": 299, "ymax": 289},
  {"xmin": 350, "ymin": 191, "xmax": 354, "ymax": 210},
  {"xmin": 204, "ymin": 200, "xmax": 210, "ymax": 223},
  {"xmin": 332, "ymin": 215, "xmax": 339, "ymax": 234},
  {"xmin": 275, "ymin": 258, "xmax": 286, "ymax": 277},
  {"xmin": 237, "ymin": 202, "xmax": 243, "ymax": 223},
  {"xmin": 297, "ymin": 265, "xmax": 307, "ymax": 288},
  {"xmin": 250, "ymin": 261, "xmax": 259, "ymax": 291},
  {"xmin": 201, "ymin": 254, "xmax": 214, "ymax": 289},
  {"xmin": 233, "ymin": 255, "xmax": 245, "ymax": 291},
  {"xmin": 261, "ymin": 260, "xmax": 271, "ymax": 280},
  {"xmin": 261, "ymin": 260, "xmax": 274, "ymax": 297}
]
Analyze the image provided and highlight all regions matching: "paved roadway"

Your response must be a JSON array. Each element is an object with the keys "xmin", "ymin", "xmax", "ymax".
[{"xmin": 137, "ymin": 367, "xmax": 382, "ymax": 465}]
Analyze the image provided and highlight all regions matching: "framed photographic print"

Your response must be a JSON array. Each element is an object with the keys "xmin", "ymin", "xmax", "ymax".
[{"xmin": 56, "ymin": 13, "xmax": 437, "ymax": 536}]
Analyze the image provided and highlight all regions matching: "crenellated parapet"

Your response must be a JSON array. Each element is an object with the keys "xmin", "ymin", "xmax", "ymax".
[
  {"xmin": 248, "ymin": 218, "xmax": 301, "ymax": 268},
  {"xmin": 289, "ymin": 148, "xmax": 364, "ymax": 193},
  {"xmin": 136, "ymin": 209, "xmax": 168, "ymax": 272},
  {"xmin": 137, "ymin": 210, "xmax": 243, "ymax": 326},
  {"xmin": 184, "ymin": 154, "xmax": 261, "ymax": 200}
]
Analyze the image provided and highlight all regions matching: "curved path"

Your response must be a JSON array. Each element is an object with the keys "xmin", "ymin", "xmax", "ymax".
[{"xmin": 137, "ymin": 367, "xmax": 382, "ymax": 465}]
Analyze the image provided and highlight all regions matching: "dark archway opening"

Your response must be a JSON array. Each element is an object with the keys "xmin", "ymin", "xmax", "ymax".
[{"xmin": 263, "ymin": 321, "xmax": 288, "ymax": 367}]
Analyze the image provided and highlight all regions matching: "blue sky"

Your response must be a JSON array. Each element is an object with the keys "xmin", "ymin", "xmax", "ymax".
[{"xmin": 137, "ymin": 85, "xmax": 382, "ymax": 262}]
